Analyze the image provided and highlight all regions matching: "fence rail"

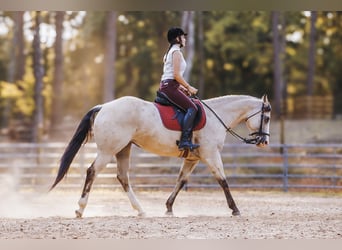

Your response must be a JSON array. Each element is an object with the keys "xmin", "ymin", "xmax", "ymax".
[{"xmin": 0, "ymin": 142, "xmax": 341, "ymax": 191}]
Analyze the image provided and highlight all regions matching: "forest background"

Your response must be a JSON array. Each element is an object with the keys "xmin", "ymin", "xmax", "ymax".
[{"xmin": 0, "ymin": 11, "xmax": 341, "ymax": 142}]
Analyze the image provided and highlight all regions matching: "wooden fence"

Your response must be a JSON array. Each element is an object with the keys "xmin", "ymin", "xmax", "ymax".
[
  {"xmin": 287, "ymin": 95, "xmax": 334, "ymax": 119},
  {"xmin": 0, "ymin": 142, "xmax": 341, "ymax": 191}
]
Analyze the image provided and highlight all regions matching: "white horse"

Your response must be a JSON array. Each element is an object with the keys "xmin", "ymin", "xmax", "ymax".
[{"xmin": 50, "ymin": 94, "xmax": 271, "ymax": 217}]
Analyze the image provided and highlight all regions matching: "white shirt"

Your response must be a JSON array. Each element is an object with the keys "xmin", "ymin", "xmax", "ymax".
[{"xmin": 161, "ymin": 44, "xmax": 186, "ymax": 81}]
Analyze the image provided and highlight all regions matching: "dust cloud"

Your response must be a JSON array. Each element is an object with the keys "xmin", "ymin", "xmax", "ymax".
[{"xmin": 0, "ymin": 173, "xmax": 78, "ymax": 218}]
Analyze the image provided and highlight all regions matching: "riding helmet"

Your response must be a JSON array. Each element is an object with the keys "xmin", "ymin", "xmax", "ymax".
[{"xmin": 167, "ymin": 27, "xmax": 187, "ymax": 43}]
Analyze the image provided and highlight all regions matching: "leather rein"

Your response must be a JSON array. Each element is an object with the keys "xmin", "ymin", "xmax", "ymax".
[{"xmin": 194, "ymin": 96, "xmax": 270, "ymax": 145}]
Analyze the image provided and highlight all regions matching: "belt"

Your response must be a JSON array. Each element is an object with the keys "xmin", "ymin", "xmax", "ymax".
[{"xmin": 161, "ymin": 79, "xmax": 176, "ymax": 84}]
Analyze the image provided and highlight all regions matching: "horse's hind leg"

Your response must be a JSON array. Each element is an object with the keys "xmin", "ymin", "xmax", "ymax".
[
  {"xmin": 116, "ymin": 143, "xmax": 145, "ymax": 216},
  {"xmin": 205, "ymin": 151, "xmax": 240, "ymax": 216},
  {"xmin": 75, "ymin": 152, "xmax": 112, "ymax": 218},
  {"xmin": 165, "ymin": 158, "xmax": 199, "ymax": 215}
]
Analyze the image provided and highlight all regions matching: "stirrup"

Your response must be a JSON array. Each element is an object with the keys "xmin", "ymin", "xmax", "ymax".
[{"xmin": 176, "ymin": 140, "xmax": 200, "ymax": 151}]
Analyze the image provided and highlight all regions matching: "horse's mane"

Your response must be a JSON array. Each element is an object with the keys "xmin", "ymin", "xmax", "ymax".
[{"xmin": 204, "ymin": 94, "xmax": 259, "ymax": 105}]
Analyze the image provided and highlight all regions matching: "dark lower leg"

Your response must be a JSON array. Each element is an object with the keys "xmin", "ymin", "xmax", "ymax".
[
  {"xmin": 81, "ymin": 165, "xmax": 96, "ymax": 197},
  {"xmin": 116, "ymin": 143, "xmax": 131, "ymax": 193},
  {"xmin": 217, "ymin": 178, "xmax": 240, "ymax": 216},
  {"xmin": 117, "ymin": 175, "xmax": 129, "ymax": 192},
  {"xmin": 76, "ymin": 164, "xmax": 96, "ymax": 218},
  {"xmin": 166, "ymin": 159, "xmax": 198, "ymax": 214},
  {"xmin": 166, "ymin": 179, "xmax": 187, "ymax": 213}
]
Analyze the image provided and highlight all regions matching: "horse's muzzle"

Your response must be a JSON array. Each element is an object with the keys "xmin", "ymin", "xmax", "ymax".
[{"xmin": 256, "ymin": 135, "xmax": 268, "ymax": 147}]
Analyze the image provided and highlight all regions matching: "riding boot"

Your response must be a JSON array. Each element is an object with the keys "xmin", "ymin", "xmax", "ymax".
[{"xmin": 178, "ymin": 108, "xmax": 200, "ymax": 151}]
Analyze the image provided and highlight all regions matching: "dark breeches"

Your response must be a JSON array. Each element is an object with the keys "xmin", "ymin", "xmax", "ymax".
[{"xmin": 159, "ymin": 80, "xmax": 198, "ymax": 112}]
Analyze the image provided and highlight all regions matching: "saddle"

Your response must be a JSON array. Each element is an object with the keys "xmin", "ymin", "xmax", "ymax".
[{"xmin": 154, "ymin": 91, "xmax": 206, "ymax": 131}]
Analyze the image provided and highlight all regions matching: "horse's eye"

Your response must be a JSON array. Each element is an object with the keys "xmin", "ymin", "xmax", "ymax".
[{"xmin": 264, "ymin": 116, "xmax": 270, "ymax": 123}]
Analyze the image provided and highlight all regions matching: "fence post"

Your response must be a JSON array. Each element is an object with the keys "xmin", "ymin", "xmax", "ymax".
[
  {"xmin": 282, "ymin": 144, "xmax": 289, "ymax": 192},
  {"xmin": 333, "ymin": 147, "xmax": 338, "ymax": 189}
]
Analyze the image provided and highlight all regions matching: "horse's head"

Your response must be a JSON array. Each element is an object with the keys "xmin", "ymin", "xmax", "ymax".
[{"xmin": 245, "ymin": 94, "xmax": 271, "ymax": 147}]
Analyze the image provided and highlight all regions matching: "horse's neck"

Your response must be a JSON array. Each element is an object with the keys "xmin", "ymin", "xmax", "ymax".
[{"xmin": 206, "ymin": 95, "xmax": 260, "ymax": 128}]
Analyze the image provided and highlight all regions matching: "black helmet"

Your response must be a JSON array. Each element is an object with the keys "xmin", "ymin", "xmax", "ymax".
[{"xmin": 167, "ymin": 27, "xmax": 187, "ymax": 43}]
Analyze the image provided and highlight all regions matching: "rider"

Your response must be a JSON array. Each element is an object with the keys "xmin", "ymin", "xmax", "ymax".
[{"xmin": 159, "ymin": 27, "xmax": 200, "ymax": 151}]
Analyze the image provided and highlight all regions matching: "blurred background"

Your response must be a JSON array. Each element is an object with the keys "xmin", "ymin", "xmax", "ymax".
[
  {"xmin": 0, "ymin": 11, "xmax": 341, "ymax": 142},
  {"xmin": 0, "ymin": 11, "xmax": 341, "ymax": 191}
]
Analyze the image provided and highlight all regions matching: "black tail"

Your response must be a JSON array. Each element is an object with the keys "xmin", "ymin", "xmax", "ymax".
[{"xmin": 49, "ymin": 105, "xmax": 102, "ymax": 191}]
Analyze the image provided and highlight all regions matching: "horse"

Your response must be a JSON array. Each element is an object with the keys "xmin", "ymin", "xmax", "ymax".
[{"xmin": 50, "ymin": 94, "xmax": 271, "ymax": 218}]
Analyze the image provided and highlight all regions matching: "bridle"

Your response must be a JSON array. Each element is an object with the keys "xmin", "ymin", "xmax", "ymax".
[
  {"xmin": 194, "ymin": 96, "xmax": 271, "ymax": 145},
  {"xmin": 243, "ymin": 102, "xmax": 271, "ymax": 144}
]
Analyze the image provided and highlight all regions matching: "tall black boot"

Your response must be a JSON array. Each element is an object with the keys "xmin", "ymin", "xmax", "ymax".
[{"xmin": 178, "ymin": 108, "xmax": 200, "ymax": 151}]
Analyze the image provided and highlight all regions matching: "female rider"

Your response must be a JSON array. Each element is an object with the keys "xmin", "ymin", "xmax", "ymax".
[{"xmin": 159, "ymin": 27, "xmax": 199, "ymax": 151}]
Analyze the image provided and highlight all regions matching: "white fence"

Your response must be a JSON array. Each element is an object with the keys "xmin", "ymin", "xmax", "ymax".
[{"xmin": 0, "ymin": 142, "xmax": 341, "ymax": 191}]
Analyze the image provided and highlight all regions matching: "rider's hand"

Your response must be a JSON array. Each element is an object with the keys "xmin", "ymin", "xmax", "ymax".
[
  {"xmin": 179, "ymin": 85, "xmax": 191, "ymax": 96},
  {"xmin": 188, "ymin": 85, "xmax": 198, "ymax": 96}
]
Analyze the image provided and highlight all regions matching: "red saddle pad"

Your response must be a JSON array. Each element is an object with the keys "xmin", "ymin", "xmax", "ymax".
[{"xmin": 154, "ymin": 99, "xmax": 206, "ymax": 131}]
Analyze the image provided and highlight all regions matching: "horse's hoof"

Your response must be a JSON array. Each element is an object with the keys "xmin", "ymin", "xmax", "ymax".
[
  {"xmin": 165, "ymin": 211, "xmax": 174, "ymax": 216},
  {"xmin": 138, "ymin": 212, "xmax": 146, "ymax": 217},
  {"xmin": 75, "ymin": 210, "xmax": 83, "ymax": 218},
  {"xmin": 232, "ymin": 210, "xmax": 241, "ymax": 216}
]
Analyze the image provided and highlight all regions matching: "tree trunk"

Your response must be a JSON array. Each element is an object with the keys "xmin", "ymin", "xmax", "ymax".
[
  {"xmin": 103, "ymin": 11, "xmax": 117, "ymax": 102},
  {"xmin": 307, "ymin": 11, "xmax": 317, "ymax": 96},
  {"xmin": 51, "ymin": 11, "xmax": 65, "ymax": 133},
  {"xmin": 15, "ymin": 11, "xmax": 25, "ymax": 81},
  {"xmin": 272, "ymin": 11, "xmax": 285, "ymax": 119},
  {"xmin": 272, "ymin": 11, "xmax": 286, "ymax": 146},
  {"xmin": 181, "ymin": 11, "xmax": 195, "ymax": 82},
  {"xmin": 32, "ymin": 11, "xmax": 44, "ymax": 142},
  {"xmin": 197, "ymin": 11, "xmax": 205, "ymax": 98},
  {"xmin": 1, "ymin": 11, "xmax": 25, "ymax": 129},
  {"xmin": 8, "ymin": 11, "xmax": 25, "ymax": 83}
]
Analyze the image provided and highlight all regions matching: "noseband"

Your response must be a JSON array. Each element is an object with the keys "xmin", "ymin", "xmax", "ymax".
[{"xmin": 195, "ymin": 96, "xmax": 270, "ymax": 145}]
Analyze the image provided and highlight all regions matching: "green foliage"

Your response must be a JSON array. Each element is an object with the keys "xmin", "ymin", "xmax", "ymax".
[
  {"xmin": 114, "ymin": 12, "xmax": 182, "ymax": 101},
  {"xmin": 200, "ymin": 11, "xmax": 273, "ymax": 97},
  {"xmin": 0, "ymin": 76, "xmax": 34, "ymax": 117},
  {"xmin": 1, "ymin": 11, "xmax": 342, "ymax": 134},
  {"xmin": 285, "ymin": 12, "xmax": 342, "ymax": 99}
]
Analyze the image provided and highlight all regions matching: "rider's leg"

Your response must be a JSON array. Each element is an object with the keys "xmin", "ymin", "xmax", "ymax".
[{"xmin": 178, "ymin": 107, "xmax": 200, "ymax": 151}]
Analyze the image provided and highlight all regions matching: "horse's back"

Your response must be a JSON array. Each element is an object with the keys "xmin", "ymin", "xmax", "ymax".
[
  {"xmin": 94, "ymin": 96, "xmax": 158, "ymax": 134},
  {"xmin": 104, "ymin": 96, "xmax": 148, "ymax": 110},
  {"xmin": 95, "ymin": 96, "xmax": 151, "ymax": 122}
]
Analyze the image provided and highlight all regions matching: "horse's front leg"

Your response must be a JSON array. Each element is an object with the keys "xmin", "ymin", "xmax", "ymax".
[
  {"xmin": 166, "ymin": 158, "xmax": 199, "ymax": 215},
  {"xmin": 205, "ymin": 152, "xmax": 240, "ymax": 216},
  {"xmin": 75, "ymin": 152, "xmax": 112, "ymax": 218}
]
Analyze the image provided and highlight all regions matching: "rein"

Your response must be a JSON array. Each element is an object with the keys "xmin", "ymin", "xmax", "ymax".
[{"xmin": 193, "ymin": 95, "xmax": 269, "ymax": 145}]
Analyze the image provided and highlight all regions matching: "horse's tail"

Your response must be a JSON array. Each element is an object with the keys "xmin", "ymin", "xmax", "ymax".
[{"xmin": 49, "ymin": 105, "xmax": 102, "ymax": 191}]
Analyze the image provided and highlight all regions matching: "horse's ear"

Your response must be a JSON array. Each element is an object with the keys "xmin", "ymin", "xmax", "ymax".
[{"xmin": 262, "ymin": 94, "xmax": 269, "ymax": 103}]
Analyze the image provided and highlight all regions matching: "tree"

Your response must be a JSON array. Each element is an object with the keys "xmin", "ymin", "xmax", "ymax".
[
  {"xmin": 323, "ymin": 12, "xmax": 342, "ymax": 116},
  {"xmin": 114, "ymin": 12, "xmax": 182, "ymax": 100},
  {"xmin": 306, "ymin": 11, "xmax": 317, "ymax": 96},
  {"xmin": 1, "ymin": 10, "xmax": 342, "ymax": 137},
  {"xmin": 15, "ymin": 12, "xmax": 25, "ymax": 81},
  {"xmin": 202, "ymin": 12, "xmax": 273, "ymax": 98},
  {"xmin": 62, "ymin": 12, "xmax": 106, "ymax": 115},
  {"xmin": 272, "ymin": 11, "xmax": 286, "ymax": 119},
  {"xmin": 103, "ymin": 11, "xmax": 117, "ymax": 102},
  {"xmin": 1, "ymin": 11, "xmax": 25, "ymax": 129},
  {"xmin": 50, "ymin": 11, "xmax": 65, "ymax": 133},
  {"xmin": 197, "ymin": 11, "xmax": 205, "ymax": 98},
  {"xmin": 181, "ymin": 11, "xmax": 195, "ymax": 82},
  {"xmin": 32, "ymin": 11, "xmax": 44, "ymax": 142},
  {"xmin": 9, "ymin": 11, "xmax": 25, "ymax": 83}
]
